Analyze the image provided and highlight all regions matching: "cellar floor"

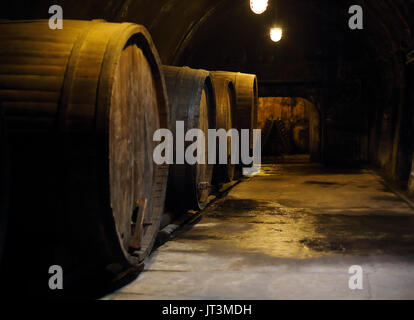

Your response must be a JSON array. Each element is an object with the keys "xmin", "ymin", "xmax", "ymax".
[{"xmin": 104, "ymin": 160, "xmax": 414, "ymax": 300}]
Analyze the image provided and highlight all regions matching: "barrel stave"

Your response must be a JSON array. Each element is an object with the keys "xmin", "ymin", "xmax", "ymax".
[{"xmin": 211, "ymin": 73, "xmax": 237, "ymax": 183}]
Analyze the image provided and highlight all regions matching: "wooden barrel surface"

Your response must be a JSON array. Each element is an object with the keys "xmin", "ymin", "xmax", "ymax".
[
  {"xmin": 0, "ymin": 20, "xmax": 169, "ymax": 294},
  {"xmin": 211, "ymin": 73, "xmax": 236, "ymax": 183},
  {"xmin": 163, "ymin": 66, "xmax": 216, "ymax": 214},
  {"xmin": 211, "ymin": 72, "xmax": 258, "ymax": 145},
  {"xmin": 0, "ymin": 102, "xmax": 8, "ymax": 266},
  {"xmin": 211, "ymin": 72, "xmax": 258, "ymax": 177}
]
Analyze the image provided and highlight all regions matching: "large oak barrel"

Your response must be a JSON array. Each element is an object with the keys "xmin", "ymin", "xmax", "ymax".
[
  {"xmin": 163, "ymin": 66, "xmax": 216, "ymax": 215},
  {"xmin": 210, "ymin": 73, "xmax": 236, "ymax": 183},
  {"xmin": 0, "ymin": 20, "xmax": 169, "ymax": 295}
]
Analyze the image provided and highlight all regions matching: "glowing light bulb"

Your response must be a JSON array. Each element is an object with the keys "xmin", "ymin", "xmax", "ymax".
[
  {"xmin": 270, "ymin": 27, "xmax": 283, "ymax": 42},
  {"xmin": 250, "ymin": 0, "xmax": 268, "ymax": 15}
]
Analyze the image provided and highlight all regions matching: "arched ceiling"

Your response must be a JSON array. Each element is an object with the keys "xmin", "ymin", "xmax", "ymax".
[
  {"xmin": 0, "ymin": 0, "xmax": 226, "ymax": 64},
  {"xmin": 1, "ymin": 0, "xmax": 412, "ymax": 65}
]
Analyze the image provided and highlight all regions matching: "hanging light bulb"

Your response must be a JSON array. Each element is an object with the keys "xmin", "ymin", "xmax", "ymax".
[
  {"xmin": 270, "ymin": 27, "xmax": 283, "ymax": 42},
  {"xmin": 250, "ymin": 0, "xmax": 268, "ymax": 15}
]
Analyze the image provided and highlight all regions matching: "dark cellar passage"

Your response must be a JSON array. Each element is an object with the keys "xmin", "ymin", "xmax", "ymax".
[
  {"xmin": 258, "ymin": 97, "xmax": 318, "ymax": 159},
  {"xmin": 0, "ymin": 0, "xmax": 414, "ymax": 300}
]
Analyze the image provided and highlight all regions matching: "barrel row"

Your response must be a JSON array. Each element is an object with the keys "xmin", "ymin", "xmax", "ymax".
[{"xmin": 0, "ymin": 19, "xmax": 258, "ymax": 296}]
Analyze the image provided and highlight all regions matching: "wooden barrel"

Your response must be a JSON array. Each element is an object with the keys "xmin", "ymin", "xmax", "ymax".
[
  {"xmin": 0, "ymin": 101, "xmax": 8, "ymax": 266},
  {"xmin": 163, "ymin": 66, "xmax": 216, "ymax": 215},
  {"xmin": 211, "ymin": 72, "xmax": 258, "ymax": 144},
  {"xmin": 0, "ymin": 20, "xmax": 169, "ymax": 294},
  {"xmin": 210, "ymin": 72, "xmax": 258, "ymax": 177},
  {"xmin": 210, "ymin": 73, "xmax": 236, "ymax": 183}
]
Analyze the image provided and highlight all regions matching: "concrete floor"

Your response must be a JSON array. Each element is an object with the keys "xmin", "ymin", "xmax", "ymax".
[{"xmin": 105, "ymin": 160, "xmax": 414, "ymax": 300}]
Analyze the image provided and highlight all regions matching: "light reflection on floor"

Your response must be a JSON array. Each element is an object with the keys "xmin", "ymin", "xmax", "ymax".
[{"xmin": 105, "ymin": 160, "xmax": 414, "ymax": 300}]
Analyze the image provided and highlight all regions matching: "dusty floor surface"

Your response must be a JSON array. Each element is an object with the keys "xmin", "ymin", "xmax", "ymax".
[{"xmin": 105, "ymin": 160, "xmax": 414, "ymax": 300}]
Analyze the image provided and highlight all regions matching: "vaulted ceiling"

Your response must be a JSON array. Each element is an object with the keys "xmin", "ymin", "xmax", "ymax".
[{"xmin": 1, "ymin": 0, "xmax": 412, "ymax": 66}]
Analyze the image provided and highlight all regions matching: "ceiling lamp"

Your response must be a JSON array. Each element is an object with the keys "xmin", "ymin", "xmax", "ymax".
[
  {"xmin": 270, "ymin": 27, "xmax": 283, "ymax": 42},
  {"xmin": 250, "ymin": 0, "xmax": 268, "ymax": 15}
]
